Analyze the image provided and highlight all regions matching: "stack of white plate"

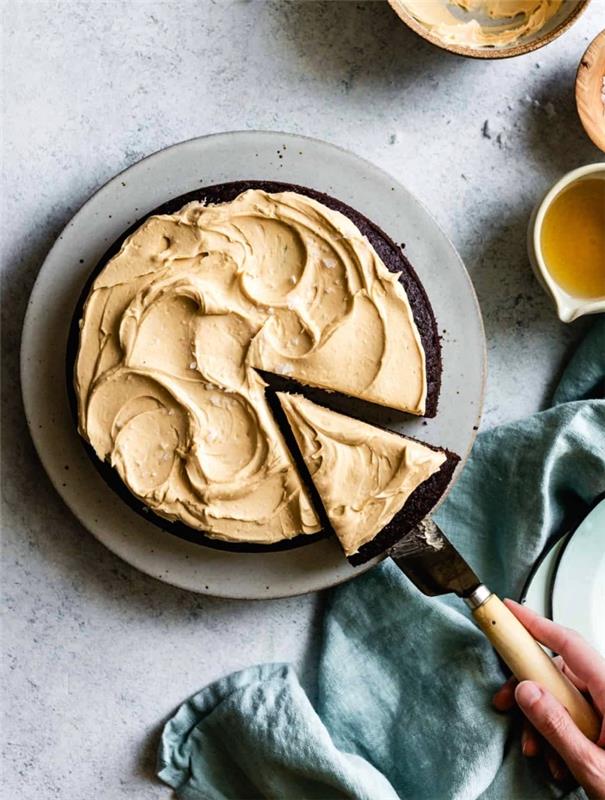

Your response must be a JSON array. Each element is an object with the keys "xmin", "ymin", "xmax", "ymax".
[{"xmin": 520, "ymin": 498, "xmax": 605, "ymax": 656}]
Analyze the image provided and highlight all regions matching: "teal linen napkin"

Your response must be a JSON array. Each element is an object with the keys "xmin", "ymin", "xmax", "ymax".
[{"xmin": 158, "ymin": 319, "xmax": 605, "ymax": 800}]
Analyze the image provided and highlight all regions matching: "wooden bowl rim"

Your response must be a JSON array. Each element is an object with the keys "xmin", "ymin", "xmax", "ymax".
[
  {"xmin": 388, "ymin": 0, "xmax": 591, "ymax": 60},
  {"xmin": 575, "ymin": 29, "xmax": 605, "ymax": 152}
]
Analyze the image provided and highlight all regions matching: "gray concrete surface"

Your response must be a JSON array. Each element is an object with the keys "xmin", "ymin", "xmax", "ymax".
[{"xmin": 2, "ymin": 1, "xmax": 602, "ymax": 797}]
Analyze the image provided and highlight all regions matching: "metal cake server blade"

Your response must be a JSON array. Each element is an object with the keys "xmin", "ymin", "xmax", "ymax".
[
  {"xmin": 388, "ymin": 516, "xmax": 480, "ymax": 598},
  {"xmin": 387, "ymin": 516, "xmax": 600, "ymax": 742}
]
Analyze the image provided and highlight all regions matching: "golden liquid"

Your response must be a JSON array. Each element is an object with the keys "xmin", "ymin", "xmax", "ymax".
[{"xmin": 540, "ymin": 177, "xmax": 605, "ymax": 300}]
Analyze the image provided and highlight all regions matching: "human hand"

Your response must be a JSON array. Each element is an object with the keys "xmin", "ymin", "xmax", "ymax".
[{"xmin": 492, "ymin": 599, "xmax": 605, "ymax": 798}]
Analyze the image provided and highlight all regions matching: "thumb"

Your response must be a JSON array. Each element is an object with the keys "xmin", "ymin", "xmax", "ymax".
[{"xmin": 515, "ymin": 681, "xmax": 594, "ymax": 776}]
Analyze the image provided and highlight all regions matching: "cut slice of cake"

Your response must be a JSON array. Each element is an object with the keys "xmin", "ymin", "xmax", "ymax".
[{"xmin": 276, "ymin": 392, "xmax": 459, "ymax": 564}]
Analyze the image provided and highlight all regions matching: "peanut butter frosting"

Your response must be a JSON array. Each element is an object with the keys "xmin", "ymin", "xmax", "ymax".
[
  {"xmin": 277, "ymin": 393, "xmax": 446, "ymax": 556},
  {"xmin": 75, "ymin": 189, "xmax": 427, "ymax": 543},
  {"xmin": 400, "ymin": 0, "xmax": 563, "ymax": 48}
]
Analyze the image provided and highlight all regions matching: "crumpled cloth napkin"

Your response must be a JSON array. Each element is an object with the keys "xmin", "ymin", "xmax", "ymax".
[{"xmin": 158, "ymin": 319, "xmax": 604, "ymax": 800}]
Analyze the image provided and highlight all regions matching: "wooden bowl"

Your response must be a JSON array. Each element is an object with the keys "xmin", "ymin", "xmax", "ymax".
[
  {"xmin": 576, "ymin": 29, "xmax": 605, "ymax": 152},
  {"xmin": 388, "ymin": 0, "xmax": 591, "ymax": 60}
]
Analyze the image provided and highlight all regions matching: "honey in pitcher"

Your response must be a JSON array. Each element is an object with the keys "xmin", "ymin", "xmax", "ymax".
[{"xmin": 540, "ymin": 177, "xmax": 605, "ymax": 299}]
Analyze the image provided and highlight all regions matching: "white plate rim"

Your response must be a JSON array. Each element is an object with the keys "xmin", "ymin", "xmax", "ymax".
[
  {"xmin": 20, "ymin": 130, "xmax": 486, "ymax": 599},
  {"xmin": 552, "ymin": 498, "xmax": 605, "ymax": 656},
  {"xmin": 520, "ymin": 532, "xmax": 572, "ymax": 619}
]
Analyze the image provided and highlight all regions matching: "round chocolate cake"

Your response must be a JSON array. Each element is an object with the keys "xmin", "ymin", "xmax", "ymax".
[{"xmin": 68, "ymin": 180, "xmax": 446, "ymax": 557}]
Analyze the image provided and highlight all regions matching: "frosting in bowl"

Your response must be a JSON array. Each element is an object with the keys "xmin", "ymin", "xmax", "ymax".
[
  {"xmin": 401, "ymin": 0, "xmax": 563, "ymax": 48},
  {"xmin": 75, "ymin": 189, "xmax": 427, "ymax": 543},
  {"xmin": 277, "ymin": 393, "xmax": 446, "ymax": 556}
]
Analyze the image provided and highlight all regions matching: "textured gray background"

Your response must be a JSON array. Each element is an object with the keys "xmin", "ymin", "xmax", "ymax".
[{"xmin": 1, "ymin": 1, "xmax": 602, "ymax": 798}]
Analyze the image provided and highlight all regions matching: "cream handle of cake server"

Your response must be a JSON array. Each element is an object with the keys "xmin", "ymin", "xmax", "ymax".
[{"xmin": 467, "ymin": 588, "xmax": 600, "ymax": 742}]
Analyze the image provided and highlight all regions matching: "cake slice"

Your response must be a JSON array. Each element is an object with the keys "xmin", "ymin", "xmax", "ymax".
[{"xmin": 276, "ymin": 392, "xmax": 459, "ymax": 564}]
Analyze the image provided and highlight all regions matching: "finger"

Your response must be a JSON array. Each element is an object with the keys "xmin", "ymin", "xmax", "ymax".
[
  {"xmin": 553, "ymin": 655, "xmax": 589, "ymax": 694},
  {"xmin": 492, "ymin": 676, "xmax": 517, "ymax": 711},
  {"xmin": 504, "ymin": 600, "xmax": 605, "ymax": 714},
  {"xmin": 521, "ymin": 720, "xmax": 541, "ymax": 757},
  {"xmin": 515, "ymin": 681, "xmax": 605, "ymax": 791},
  {"xmin": 546, "ymin": 751, "xmax": 569, "ymax": 783},
  {"xmin": 492, "ymin": 678, "xmax": 542, "ymax": 758}
]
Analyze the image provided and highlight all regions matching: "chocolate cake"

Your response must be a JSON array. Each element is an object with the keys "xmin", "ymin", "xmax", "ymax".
[{"xmin": 68, "ymin": 180, "xmax": 449, "ymax": 558}]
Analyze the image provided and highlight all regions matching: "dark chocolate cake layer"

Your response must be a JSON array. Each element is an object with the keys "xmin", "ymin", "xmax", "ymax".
[{"xmin": 68, "ymin": 180, "xmax": 444, "ymax": 556}]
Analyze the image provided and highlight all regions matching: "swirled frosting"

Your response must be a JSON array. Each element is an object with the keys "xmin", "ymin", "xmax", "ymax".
[
  {"xmin": 278, "ymin": 393, "xmax": 446, "ymax": 556},
  {"xmin": 75, "ymin": 189, "xmax": 427, "ymax": 543},
  {"xmin": 400, "ymin": 0, "xmax": 563, "ymax": 48}
]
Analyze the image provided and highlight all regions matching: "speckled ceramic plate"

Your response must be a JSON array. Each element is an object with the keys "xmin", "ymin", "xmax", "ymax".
[{"xmin": 21, "ymin": 131, "xmax": 486, "ymax": 599}]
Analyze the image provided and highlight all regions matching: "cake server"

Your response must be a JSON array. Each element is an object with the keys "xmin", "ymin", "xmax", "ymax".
[{"xmin": 388, "ymin": 517, "xmax": 600, "ymax": 741}]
